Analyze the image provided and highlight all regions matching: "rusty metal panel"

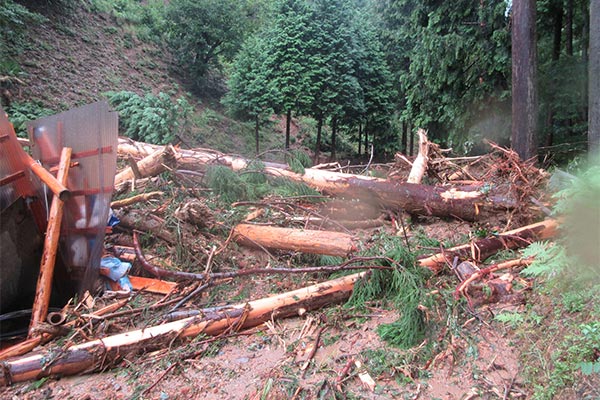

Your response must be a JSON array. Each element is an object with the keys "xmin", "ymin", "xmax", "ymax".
[
  {"xmin": 0, "ymin": 107, "xmax": 36, "ymax": 212},
  {"xmin": 28, "ymin": 101, "xmax": 118, "ymax": 277}
]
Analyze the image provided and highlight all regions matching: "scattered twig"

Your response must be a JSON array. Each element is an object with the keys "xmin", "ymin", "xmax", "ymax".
[
  {"xmin": 301, "ymin": 325, "xmax": 326, "ymax": 378},
  {"xmin": 336, "ymin": 357, "xmax": 355, "ymax": 392},
  {"xmin": 142, "ymin": 362, "xmax": 178, "ymax": 396},
  {"xmin": 111, "ymin": 191, "xmax": 163, "ymax": 209}
]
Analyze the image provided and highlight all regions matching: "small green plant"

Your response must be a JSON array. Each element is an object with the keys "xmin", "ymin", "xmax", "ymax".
[
  {"xmin": 494, "ymin": 311, "xmax": 524, "ymax": 329},
  {"xmin": 105, "ymin": 90, "xmax": 193, "ymax": 144}
]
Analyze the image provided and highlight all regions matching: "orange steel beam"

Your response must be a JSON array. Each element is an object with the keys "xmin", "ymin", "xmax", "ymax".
[{"xmin": 28, "ymin": 147, "xmax": 72, "ymax": 337}]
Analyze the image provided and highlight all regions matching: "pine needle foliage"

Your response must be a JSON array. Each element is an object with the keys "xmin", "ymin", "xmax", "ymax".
[
  {"xmin": 285, "ymin": 150, "xmax": 312, "ymax": 174},
  {"xmin": 348, "ymin": 235, "xmax": 432, "ymax": 348},
  {"xmin": 205, "ymin": 163, "xmax": 320, "ymax": 205},
  {"xmin": 271, "ymin": 178, "xmax": 321, "ymax": 198},
  {"xmin": 205, "ymin": 166, "xmax": 246, "ymax": 205}
]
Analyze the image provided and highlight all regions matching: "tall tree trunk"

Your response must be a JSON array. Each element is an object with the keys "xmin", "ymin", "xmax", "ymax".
[
  {"xmin": 357, "ymin": 122, "xmax": 362, "ymax": 156},
  {"xmin": 409, "ymin": 123, "xmax": 414, "ymax": 156},
  {"xmin": 566, "ymin": 0, "xmax": 574, "ymax": 56},
  {"xmin": 363, "ymin": 119, "xmax": 369, "ymax": 155},
  {"xmin": 589, "ymin": 0, "xmax": 600, "ymax": 157},
  {"xmin": 546, "ymin": 1, "xmax": 563, "ymax": 148},
  {"xmin": 314, "ymin": 115, "xmax": 323, "ymax": 164},
  {"xmin": 330, "ymin": 117, "xmax": 337, "ymax": 161},
  {"xmin": 552, "ymin": 1, "xmax": 563, "ymax": 61},
  {"xmin": 511, "ymin": 0, "xmax": 538, "ymax": 161},
  {"xmin": 582, "ymin": 0, "xmax": 590, "ymax": 123},
  {"xmin": 254, "ymin": 115, "xmax": 260, "ymax": 155},
  {"xmin": 401, "ymin": 120, "xmax": 408, "ymax": 154},
  {"xmin": 285, "ymin": 109, "xmax": 292, "ymax": 150}
]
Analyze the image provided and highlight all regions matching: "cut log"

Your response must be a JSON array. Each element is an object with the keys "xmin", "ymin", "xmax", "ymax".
[
  {"xmin": 418, "ymin": 219, "xmax": 559, "ymax": 273},
  {"xmin": 117, "ymin": 138, "xmax": 517, "ymax": 221},
  {"xmin": 113, "ymin": 145, "xmax": 176, "ymax": 187},
  {"xmin": 233, "ymin": 224, "xmax": 359, "ymax": 257},
  {"xmin": 0, "ymin": 272, "xmax": 366, "ymax": 385}
]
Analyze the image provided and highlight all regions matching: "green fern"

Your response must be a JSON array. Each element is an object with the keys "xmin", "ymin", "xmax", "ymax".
[{"xmin": 521, "ymin": 241, "xmax": 568, "ymax": 278}]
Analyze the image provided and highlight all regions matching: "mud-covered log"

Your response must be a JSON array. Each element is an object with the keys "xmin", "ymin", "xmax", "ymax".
[
  {"xmin": 0, "ymin": 272, "xmax": 366, "ymax": 385},
  {"xmin": 117, "ymin": 138, "xmax": 516, "ymax": 221},
  {"xmin": 418, "ymin": 219, "xmax": 559, "ymax": 273},
  {"xmin": 233, "ymin": 224, "xmax": 359, "ymax": 257}
]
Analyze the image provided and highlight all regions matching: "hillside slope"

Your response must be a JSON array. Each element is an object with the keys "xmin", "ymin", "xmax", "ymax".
[{"xmin": 10, "ymin": 7, "xmax": 177, "ymax": 108}]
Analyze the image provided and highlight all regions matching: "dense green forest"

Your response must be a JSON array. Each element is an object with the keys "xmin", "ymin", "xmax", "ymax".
[{"xmin": 0, "ymin": 0, "xmax": 596, "ymax": 165}]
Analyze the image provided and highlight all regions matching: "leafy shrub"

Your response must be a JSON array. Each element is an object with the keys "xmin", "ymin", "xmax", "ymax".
[
  {"xmin": 105, "ymin": 90, "xmax": 193, "ymax": 144},
  {"xmin": 6, "ymin": 101, "xmax": 54, "ymax": 138}
]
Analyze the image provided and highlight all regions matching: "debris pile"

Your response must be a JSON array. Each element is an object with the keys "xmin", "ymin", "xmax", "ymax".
[{"xmin": 0, "ymin": 105, "xmax": 559, "ymax": 394}]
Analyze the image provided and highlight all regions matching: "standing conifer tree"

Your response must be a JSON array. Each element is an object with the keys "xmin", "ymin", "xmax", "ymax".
[
  {"xmin": 223, "ymin": 36, "xmax": 273, "ymax": 154},
  {"xmin": 262, "ymin": 0, "xmax": 318, "ymax": 149}
]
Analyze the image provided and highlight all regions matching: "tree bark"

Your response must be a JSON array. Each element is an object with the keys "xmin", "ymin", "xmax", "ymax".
[
  {"xmin": 314, "ymin": 115, "xmax": 323, "ymax": 164},
  {"xmin": 255, "ymin": 115, "xmax": 260, "ymax": 155},
  {"xmin": 566, "ymin": 0, "xmax": 574, "ymax": 56},
  {"xmin": 233, "ymin": 224, "xmax": 359, "ymax": 257},
  {"xmin": 552, "ymin": 1, "xmax": 563, "ymax": 61},
  {"xmin": 357, "ymin": 122, "xmax": 362, "ymax": 156},
  {"xmin": 589, "ymin": 0, "xmax": 600, "ymax": 157},
  {"xmin": 363, "ymin": 119, "xmax": 369, "ymax": 154},
  {"xmin": 401, "ymin": 120, "xmax": 408, "ymax": 154},
  {"xmin": 330, "ymin": 117, "xmax": 337, "ymax": 161},
  {"xmin": 0, "ymin": 272, "xmax": 366, "ymax": 386},
  {"xmin": 285, "ymin": 109, "xmax": 291, "ymax": 150},
  {"xmin": 409, "ymin": 123, "xmax": 414, "ymax": 156},
  {"xmin": 511, "ymin": 0, "xmax": 538, "ymax": 160}
]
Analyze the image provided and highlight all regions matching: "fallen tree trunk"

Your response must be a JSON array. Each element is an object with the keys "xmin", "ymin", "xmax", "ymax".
[
  {"xmin": 117, "ymin": 138, "xmax": 516, "ymax": 221},
  {"xmin": 113, "ymin": 145, "xmax": 176, "ymax": 187},
  {"xmin": 233, "ymin": 224, "xmax": 359, "ymax": 257},
  {"xmin": 0, "ymin": 272, "xmax": 366, "ymax": 385},
  {"xmin": 418, "ymin": 218, "xmax": 559, "ymax": 273}
]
